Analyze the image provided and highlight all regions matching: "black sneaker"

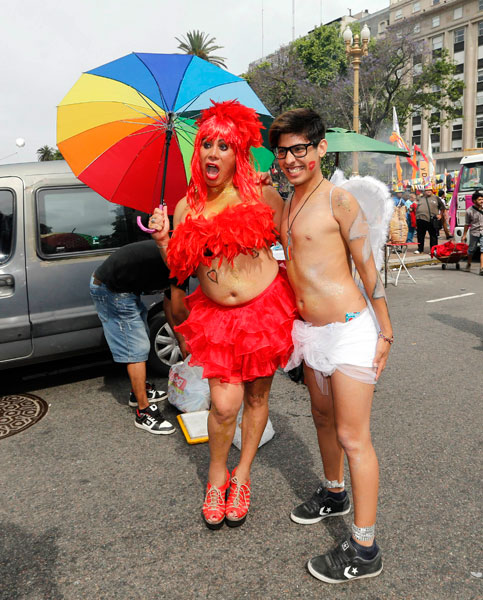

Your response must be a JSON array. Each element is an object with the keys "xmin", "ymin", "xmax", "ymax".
[
  {"xmin": 290, "ymin": 484, "xmax": 350, "ymax": 524},
  {"xmin": 135, "ymin": 404, "xmax": 175, "ymax": 435},
  {"xmin": 129, "ymin": 382, "xmax": 168, "ymax": 407},
  {"xmin": 307, "ymin": 538, "xmax": 383, "ymax": 584}
]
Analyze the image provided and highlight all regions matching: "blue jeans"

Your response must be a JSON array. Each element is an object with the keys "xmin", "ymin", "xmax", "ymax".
[
  {"xmin": 406, "ymin": 226, "xmax": 416, "ymax": 243},
  {"xmin": 89, "ymin": 276, "xmax": 150, "ymax": 363}
]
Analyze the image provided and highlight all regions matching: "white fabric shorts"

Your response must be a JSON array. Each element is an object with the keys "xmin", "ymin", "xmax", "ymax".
[{"xmin": 284, "ymin": 308, "xmax": 378, "ymax": 393}]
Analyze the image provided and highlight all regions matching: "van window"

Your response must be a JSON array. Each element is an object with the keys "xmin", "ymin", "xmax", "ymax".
[
  {"xmin": 36, "ymin": 187, "xmax": 139, "ymax": 256},
  {"xmin": 460, "ymin": 163, "xmax": 483, "ymax": 191},
  {"xmin": 0, "ymin": 189, "xmax": 14, "ymax": 264}
]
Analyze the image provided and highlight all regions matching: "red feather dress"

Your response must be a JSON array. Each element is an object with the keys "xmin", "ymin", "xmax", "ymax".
[{"xmin": 167, "ymin": 201, "xmax": 297, "ymax": 383}]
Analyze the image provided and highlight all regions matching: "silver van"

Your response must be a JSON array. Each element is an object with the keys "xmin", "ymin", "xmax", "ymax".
[{"xmin": 0, "ymin": 161, "xmax": 180, "ymax": 376}]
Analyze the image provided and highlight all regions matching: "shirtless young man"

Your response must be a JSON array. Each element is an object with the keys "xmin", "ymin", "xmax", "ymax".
[{"xmin": 269, "ymin": 109, "xmax": 393, "ymax": 584}]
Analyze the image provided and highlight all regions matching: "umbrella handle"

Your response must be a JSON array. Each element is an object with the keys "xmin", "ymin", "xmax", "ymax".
[{"xmin": 137, "ymin": 216, "xmax": 155, "ymax": 233}]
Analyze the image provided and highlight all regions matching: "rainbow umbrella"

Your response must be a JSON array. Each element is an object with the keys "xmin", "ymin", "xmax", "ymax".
[{"xmin": 57, "ymin": 53, "xmax": 274, "ymax": 218}]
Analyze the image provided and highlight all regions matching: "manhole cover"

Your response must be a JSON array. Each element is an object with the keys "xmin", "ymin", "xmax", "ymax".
[{"xmin": 0, "ymin": 394, "xmax": 48, "ymax": 440}]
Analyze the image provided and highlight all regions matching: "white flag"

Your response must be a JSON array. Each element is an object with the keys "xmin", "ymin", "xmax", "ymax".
[{"xmin": 392, "ymin": 106, "xmax": 400, "ymax": 136}]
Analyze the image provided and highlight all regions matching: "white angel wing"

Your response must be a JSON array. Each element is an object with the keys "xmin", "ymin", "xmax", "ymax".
[{"xmin": 330, "ymin": 169, "xmax": 393, "ymax": 271}]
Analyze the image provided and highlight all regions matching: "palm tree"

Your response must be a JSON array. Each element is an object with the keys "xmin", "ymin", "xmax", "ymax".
[
  {"xmin": 176, "ymin": 30, "xmax": 227, "ymax": 68},
  {"xmin": 37, "ymin": 145, "xmax": 54, "ymax": 161}
]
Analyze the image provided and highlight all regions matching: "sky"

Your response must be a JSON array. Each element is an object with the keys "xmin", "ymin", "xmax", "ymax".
[{"xmin": 0, "ymin": 0, "xmax": 388, "ymax": 163}]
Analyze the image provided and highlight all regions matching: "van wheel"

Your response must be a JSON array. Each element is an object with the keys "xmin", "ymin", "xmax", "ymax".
[{"xmin": 147, "ymin": 311, "xmax": 182, "ymax": 377}]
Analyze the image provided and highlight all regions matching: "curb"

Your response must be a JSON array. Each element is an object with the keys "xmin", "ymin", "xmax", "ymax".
[{"xmin": 387, "ymin": 259, "xmax": 439, "ymax": 269}]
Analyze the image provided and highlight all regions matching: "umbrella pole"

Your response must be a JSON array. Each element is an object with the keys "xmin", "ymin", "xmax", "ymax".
[{"xmin": 137, "ymin": 111, "xmax": 175, "ymax": 233}]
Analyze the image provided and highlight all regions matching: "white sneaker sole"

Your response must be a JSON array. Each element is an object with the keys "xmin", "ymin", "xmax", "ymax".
[
  {"xmin": 134, "ymin": 421, "xmax": 175, "ymax": 435},
  {"xmin": 290, "ymin": 505, "xmax": 351, "ymax": 525},
  {"xmin": 307, "ymin": 559, "xmax": 383, "ymax": 583}
]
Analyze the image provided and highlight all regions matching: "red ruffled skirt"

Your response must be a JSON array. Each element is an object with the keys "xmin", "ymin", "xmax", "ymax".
[{"xmin": 176, "ymin": 270, "xmax": 297, "ymax": 383}]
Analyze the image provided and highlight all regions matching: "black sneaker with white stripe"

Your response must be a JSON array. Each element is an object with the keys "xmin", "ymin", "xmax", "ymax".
[
  {"xmin": 307, "ymin": 538, "xmax": 383, "ymax": 584},
  {"xmin": 135, "ymin": 404, "xmax": 175, "ymax": 435},
  {"xmin": 129, "ymin": 381, "xmax": 168, "ymax": 407},
  {"xmin": 290, "ymin": 484, "xmax": 350, "ymax": 524}
]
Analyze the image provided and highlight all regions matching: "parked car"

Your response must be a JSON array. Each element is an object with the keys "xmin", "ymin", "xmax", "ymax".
[{"xmin": 0, "ymin": 160, "xmax": 181, "ymax": 376}]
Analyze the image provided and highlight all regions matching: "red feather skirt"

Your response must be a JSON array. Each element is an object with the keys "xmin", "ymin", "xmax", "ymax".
[{"xmin": 176, "ymin": 270, "xmax": 297, "ymax": 383}]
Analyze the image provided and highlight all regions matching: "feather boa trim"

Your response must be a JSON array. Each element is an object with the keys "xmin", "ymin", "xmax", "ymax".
[{"xmin": 168, "ymin": 202, "xmax": 278, "ymax": 283}]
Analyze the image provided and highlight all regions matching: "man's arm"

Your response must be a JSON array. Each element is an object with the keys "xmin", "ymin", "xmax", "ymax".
[
  {"xmin": 332, "ymin": 188, "xmax": 393, "ymax": 380},
  {"xmin": 168, "ymin": 283, "xmax": 189, "ymax": 359},
  {"xmin": 260, "ymin": 184, "xmax": 284, "ymax": 231}
]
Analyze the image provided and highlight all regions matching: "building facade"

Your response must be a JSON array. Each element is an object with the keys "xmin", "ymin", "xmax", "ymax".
[{"xmin": 388, "ymin": 0, "xmax": 483, "ymax": 171}]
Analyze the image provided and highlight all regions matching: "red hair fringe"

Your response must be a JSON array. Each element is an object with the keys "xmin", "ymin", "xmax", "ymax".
[{"xmin": 187, "ymin": 100, "xmax": 264, "ymax": 211}]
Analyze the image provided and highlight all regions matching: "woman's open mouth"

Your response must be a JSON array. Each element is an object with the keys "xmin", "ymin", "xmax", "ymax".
[{"xmin": 205, "ymin": 164, "xmax": 220, "ymax": 180}]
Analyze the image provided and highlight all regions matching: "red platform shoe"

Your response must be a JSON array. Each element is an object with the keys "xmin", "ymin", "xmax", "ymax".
[
  {"xmin": 225, "ymin": 468, "xmax": 251, "ymax": 527},
  {"xmin": 202, "ymin": 470, "xmax": 230, "ymax": 530}
]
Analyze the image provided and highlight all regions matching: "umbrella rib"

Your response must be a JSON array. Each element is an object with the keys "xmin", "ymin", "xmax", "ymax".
[
  {"xmin": 175, "ymin": 129, "xmax": 195, "ymax": 147},
  {"xmin": 133, "ymin": 90, "xmax": 167, "ymax": 120},
  {"xmin": 121, "ymin": 101, "xmax": 165, "ymax": 122}
]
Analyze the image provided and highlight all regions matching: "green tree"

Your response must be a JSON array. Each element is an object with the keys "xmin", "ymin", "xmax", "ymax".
[
  {"xmin": 293, "ymin": 23, "xmax": 349, "ymax": 87},
  {"xmin": 244, "ymin": 46, "xmax": 321, "ymax": 116},
  {"xmin": 318, "ymin": 25, "xmax": 464, "ymax": 139},
  {"xmin": 176, "ymin": 30, "xmax": 226, "ymax": 68},
  {"xmin": 37, "ymin": 146, "xmax": 63, "ymax": 161}
]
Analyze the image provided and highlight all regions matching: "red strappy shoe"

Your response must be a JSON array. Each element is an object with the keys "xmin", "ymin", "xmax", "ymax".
[
  {"xmin": 225, "ymin": 468, "xmax": 251, "ymax": 527},
  {"xmin": 202, "ymin": 470, "xmax": 230, "ymax": 530}
]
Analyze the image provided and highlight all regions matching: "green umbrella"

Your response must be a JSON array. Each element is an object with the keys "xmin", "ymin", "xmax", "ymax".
[{"xmin": 326, "ymin": 127, "xmax": 409, "ymax": 156}]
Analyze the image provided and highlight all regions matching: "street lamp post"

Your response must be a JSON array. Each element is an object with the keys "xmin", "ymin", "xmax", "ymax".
[{"xmin": 343, "ymin": 24, "xmax": 370, "ymax": 175}]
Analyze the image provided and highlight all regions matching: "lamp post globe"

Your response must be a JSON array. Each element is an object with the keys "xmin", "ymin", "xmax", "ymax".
[{"xmin": 15, "ymin": 138, "xmax": 25, "ymax": 148}]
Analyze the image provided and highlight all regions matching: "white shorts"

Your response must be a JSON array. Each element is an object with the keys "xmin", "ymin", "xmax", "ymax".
[{"xmin": 284, "ymin": 308, "xmax": 378, "ymax": 394}]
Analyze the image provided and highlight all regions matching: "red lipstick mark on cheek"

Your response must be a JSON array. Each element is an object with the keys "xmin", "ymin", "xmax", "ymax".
[{"xmin": 309, "ymin": 161, "xmax": 316, "ymax": 170}]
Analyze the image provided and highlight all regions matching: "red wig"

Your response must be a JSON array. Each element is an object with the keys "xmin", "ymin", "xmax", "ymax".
[{"xmin": 187, "ymin": 100, "xmax": 264, "ymax": 211}]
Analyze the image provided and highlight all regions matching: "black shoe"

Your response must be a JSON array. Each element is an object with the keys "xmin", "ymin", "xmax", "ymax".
[
  {"xmin": 135, "ymin": 404, "xmax": 175, "ymax": 435},
  {"xmin": 129, "ymin": 381, "xmax": 168, "ymax": 407},
  {"xmin": 307, "ymin": 538, "xmax": 383, "ymax": 584},
  {"xmin": 290, "ymin": 484, "xmax": 350, "ymax": 524}
]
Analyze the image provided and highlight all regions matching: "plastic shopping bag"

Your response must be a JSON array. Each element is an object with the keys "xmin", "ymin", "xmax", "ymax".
[
  {"xmin": 232, "ymin": 405, "xmax": 275, "ymax": 450},
  {"xmin": 168, "ymin": 355, "xmax": 211, "ymax": 413}
]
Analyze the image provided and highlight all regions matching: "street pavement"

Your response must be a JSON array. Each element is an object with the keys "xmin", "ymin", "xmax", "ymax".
[{"xmin": 1, "ymin": 264, "xmax": 482, "ymax": 600}]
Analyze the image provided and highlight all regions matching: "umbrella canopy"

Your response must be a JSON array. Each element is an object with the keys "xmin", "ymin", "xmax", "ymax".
[
  {"xmin": 57, "ymin": 53, "xmax": 274, "ymax": 215},
  {"xmin": 326, "ymin": 128, "xmax": 409, "ymax": 156}
]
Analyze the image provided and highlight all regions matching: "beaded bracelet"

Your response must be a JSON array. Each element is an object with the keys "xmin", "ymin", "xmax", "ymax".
[{"xmin": 378, "ymin": 331, "xmax": 394, "ymax": 344}]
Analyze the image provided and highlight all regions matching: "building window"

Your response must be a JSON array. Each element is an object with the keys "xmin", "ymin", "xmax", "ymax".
[
  {"xmin": 478, "ymin": 92, "xmax": 483, "ymax": 106},
  {"xmin": 454, "ymin": 7, "xmax": 463, "ymax": 20},
  {"xmin": 477, "ymin": 138, "xmax": 483, "ymax": 148},
  {"xmin": 432, "ymin": 35, "xmax": 443, "ymax": 51},
  {"xmin": 454, "ymin": 28, "xmax": 465, "ymax": 44},
  {"xmin": 479, "ymin": 21, "xmax": 483, "ymax": 37},
  {"xmin": 414, "ymin": 23, "xmax": 421, "ymax": 34},
  {"xmin": 413, "ymin": 2, "xmax": 420, "ymax": 12},
  {"xmin": 432, "ymin": 16, "xmax": 440, "ymax": 28},
  {"xmin": 480, "ymin": 0, "xmax": 483, "ymax": 11},
  {"xmin": 395, "ymin": 9, "xmax": 403, "ymax": 20},
  {"xmin": 477, "ymin": 117, "xmax": 483, "ymax": 128},
  {"xmin": 454, "ymin": 50, "xmax": 464, "ymax": 64},
  {"xmin": 433, "ymin": 0, "xmax": 440, "ymax": 4},
  {"xmin": 379, "ymin": 21, "xmax": 386, "ymax": 34},
  {"xmin": 451, "ymin": 139, "xmax": 462, "ymax": 150}
]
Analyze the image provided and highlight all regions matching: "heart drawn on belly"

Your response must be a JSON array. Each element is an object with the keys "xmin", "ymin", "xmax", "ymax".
[{"xmin": 207, "ymin": 269, "xmax": 218, "ymax": 284}]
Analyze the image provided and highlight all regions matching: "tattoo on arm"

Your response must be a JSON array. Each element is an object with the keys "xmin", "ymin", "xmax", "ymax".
[{"xmin": 206, "ymin": 269, "xmax": 218, "ymax": 284}]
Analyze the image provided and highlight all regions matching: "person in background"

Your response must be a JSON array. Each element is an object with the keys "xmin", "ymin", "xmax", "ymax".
[
  {"xmin": 414, "ymin": 183, "xmax": 445, "ymax": 254},
  {"xmin": 391, "ymin": 188, "xmax": 404, "ymax": 208},
  {"xmin": 462, "ymin": 189, "xmax": 483, "ymax": 275},
  {"xmin": 89, "ymin": 240, "xmax": 176, "ymax": 435},
  {"xmin": 405, "ymin": 192, "xmax": 417, "ymax": 243},
  {"xmin": 438, "ymin": 189, "xmax": 452, "ymax": 240}
]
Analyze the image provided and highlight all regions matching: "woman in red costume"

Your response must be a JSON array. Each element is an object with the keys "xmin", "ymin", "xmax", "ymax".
[{"xmin": 150, "ymin": 100, "xmax": 297, "ymax": 529}]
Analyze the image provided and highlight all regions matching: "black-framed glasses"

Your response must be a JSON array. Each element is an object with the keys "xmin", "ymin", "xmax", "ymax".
[{"xmin": 272, "ymin": 142, "xmax": 316, "ymax": 159}]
